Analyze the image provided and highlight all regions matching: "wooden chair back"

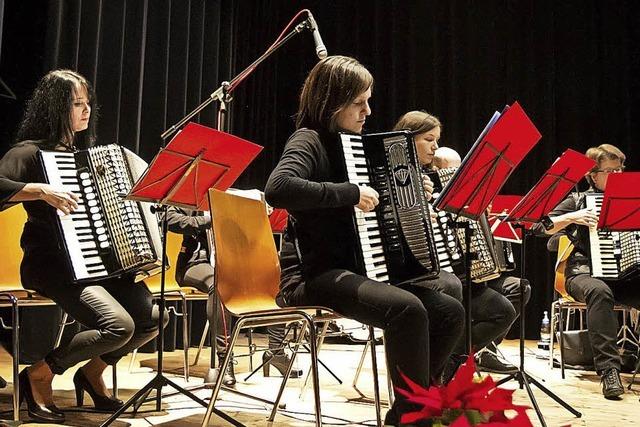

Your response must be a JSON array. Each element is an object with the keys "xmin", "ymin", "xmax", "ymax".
[
  {"xmin": 0, "ymin": 205, "xmax": 27, "ymax": 290},
  {"xmin": 144, "ymin": 230, "xmax": 183, "ymax": 292},
  {"xmin": 208, "ymin": 189, "xmax": 281, "ymax": 315},
  {"xmin": 554, "ymin": 235, "xmax": 575, "ymax": 300}
]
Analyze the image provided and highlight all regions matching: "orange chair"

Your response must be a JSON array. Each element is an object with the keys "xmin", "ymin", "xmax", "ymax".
[
  {"xmin": 0, "ymin": 205, "xmax": 65, "ymax": 421},
  {"xmin": 201, "ymin": 190, "xmax": 383, "ymax": 427}
]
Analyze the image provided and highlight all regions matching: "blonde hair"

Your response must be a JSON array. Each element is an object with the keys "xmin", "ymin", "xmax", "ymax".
[{"xmin": 585, "ymin": 144, "xmax": 626, "ymax": 173}]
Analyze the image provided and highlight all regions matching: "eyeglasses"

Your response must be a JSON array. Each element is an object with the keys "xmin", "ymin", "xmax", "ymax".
[{"xmin": 595, "ymin": 166, "xmax": 625, "ymax": 174}]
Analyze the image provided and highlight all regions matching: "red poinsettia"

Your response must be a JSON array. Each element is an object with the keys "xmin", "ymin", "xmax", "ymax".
[{"xmin": 395, "ymin": 354, "xmax": 533, "ymax": 426}]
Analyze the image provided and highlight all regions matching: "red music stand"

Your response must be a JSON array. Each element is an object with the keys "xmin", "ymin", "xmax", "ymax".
[
  {"xmin": 496, "ymin": 149, "xmax": 594, "ymax": 425},
  {"xmin": 100, "ymin": 123, "xmax": 262, "ymax": 427},
  {"xmin": 598, "ymin": 172, "xmax": 640, "ymax": 381},
  {"xmin": 128, "ymin": 122, "xmax": 263, "ymax": 211},
  {"xmin": 433, "ymin": 102, "xmax": 541, "ymax": 219},
  {"xmin": 488, "ymin": 195, "xmax": 523, "ymax": 242},
  {"xmin": 432, "ymin": 102, "xmax": 541, "ymax": 356},
  {"xmin": 597, "ymin": 172, "xmax": 640, "ymax": 231},
  {"xmin": 504, "ymin": 149, "xmax": 596, "ymax": 225}
]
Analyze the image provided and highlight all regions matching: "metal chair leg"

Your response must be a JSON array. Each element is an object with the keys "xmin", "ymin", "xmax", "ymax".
[
  {"xmin": 559, "ymin": 304, "xmax": 566, "ymax": 379},
  {"xmin": 112, "ymin": 363, "xmax": 118, "ymax": 399},
  {"xmin": 181, "ymin": 293, "xmax": 190, "ymax": 381},
  {"xmin": 549, "ymin": 301, "xmax": 558, "ymax": 368},
  {"xmin": 368, "ymin": 327, "xmax": 382, "ymax": 427},
  {"xmin": 0, "ymin": 295, "xmax": 21, "ymax": 421},
  {"xmin": 129, "ymin": 349, "xmax": 138, "ymax": 372},
  {"xmin": 193, "ymin": 320, "xmax": 210, "ymax": 366}
]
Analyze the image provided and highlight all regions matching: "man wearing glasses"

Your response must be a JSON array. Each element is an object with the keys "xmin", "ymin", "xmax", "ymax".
[{"xmin": 534, "ymin": 144, "xmax": 640, "ymax": 400}]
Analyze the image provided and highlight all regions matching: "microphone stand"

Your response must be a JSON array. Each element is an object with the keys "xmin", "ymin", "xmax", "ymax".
[
  {"xmin": 160, "ymin": 18, "xmax": 314, "ymax": 141},
  {"xmin": 100, "ymin": 16, "xmax": 316, "ymax": 427}
]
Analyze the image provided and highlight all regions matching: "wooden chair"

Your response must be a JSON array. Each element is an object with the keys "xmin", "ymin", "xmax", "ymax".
[
  {"xmin": 0, "ymin": 205, "xmax": 69, "ymax": 421},
  {"xmin": 200, "ymin": 189, "xmax": 383, "ymax": 427},
  {"xmin": 549, "ymin": 235, "xmax": 636, "ymax": 378}
]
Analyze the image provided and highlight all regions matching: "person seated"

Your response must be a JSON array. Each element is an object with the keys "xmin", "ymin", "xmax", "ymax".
[
  {"xmin": 532, "ymin": 144, "xmax": 640, "ymax": 399},
  {"xmin": 265, "ymin": 56, "xmax": 464, "ymax": 425},
  {"xmin": 393, "ymin": 111, "xmax": 531, "ymax": 378},
  {"xmin": 0, "ymin": 69, "xmax": 168, "ymax": 423}
]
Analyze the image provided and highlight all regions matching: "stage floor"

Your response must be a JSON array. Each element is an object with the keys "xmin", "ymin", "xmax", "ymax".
[{"xmin": 0, "ymin": 337, "xmax": 638, "ymax": 426}]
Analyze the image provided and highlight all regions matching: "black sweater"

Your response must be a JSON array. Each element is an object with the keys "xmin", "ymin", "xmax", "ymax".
[
  {"xmin": 532, "ymin": 191, "xmax": 593, "ymax": 278},
  {"xmin": 0, "ymin": 141, "xmax": 62, "ymax": 253},
  {"xmin": 265, "ymin": 128, "xmax": 360, "ymax": 293}
]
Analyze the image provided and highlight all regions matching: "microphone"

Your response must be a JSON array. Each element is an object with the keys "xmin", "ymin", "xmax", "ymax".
[{"xmin": 307, "ymin": 12, "xmax": 328, "ymax": 59}]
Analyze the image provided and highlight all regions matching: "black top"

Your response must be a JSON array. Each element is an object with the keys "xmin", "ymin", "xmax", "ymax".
[
  {"xmin": 264, "ymin": 128, "xmax": 360, "ymax": 295},
  {"xmin": 532, "ymin": 191, "xmax": 592, "ymax": 278},
  {"xmin": 0, "ymin": 141, "xmax": 63, "ymax": 253},
  {"xmin": 164, "ymin": 207, "xmax": 211, "ymax": 283}
]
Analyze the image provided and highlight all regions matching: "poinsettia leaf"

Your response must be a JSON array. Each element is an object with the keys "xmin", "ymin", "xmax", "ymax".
[
  {"xmin": 398, "ymin": 368, "xmax": 430, "ymax": 395},
  {"xmin": 482, "ymin": 410, "xmax": 535, "ymax": 427},
  {"xmin": 449, "ymin": 414, "xmax": 473, "ymax": 427},
  {"xmin": 464, "ymin": 409, "xmax": 486, "ymax": 424},
  {"xmin": 400, "ymin": 410, "xmax": 428, "ymax": 424},
  {"xmin": 446, "ymin": 355, "xmax": 478, "ymax": 399}
]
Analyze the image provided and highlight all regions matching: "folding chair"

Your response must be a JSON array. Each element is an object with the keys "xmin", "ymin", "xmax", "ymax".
[
  {"xmin": 550, "ymin": 235, "xmax": 636, "ymax": 378},
  {"xmin": 0, "ymin": 205, "xmax": 77, "ymax": 420},
  {"xmin": 201, "ymin": 189, "xmax": 383, "ymax": 427}
]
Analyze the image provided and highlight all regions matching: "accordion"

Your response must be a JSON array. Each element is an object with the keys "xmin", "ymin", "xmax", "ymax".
[
  {"xmin": 339, "ymin": 131, "xmax": 440, "ymax": 285},
  {"xmin": 39, "ymin": 144, "xmax": 163, "ymax": 284},
  {"xmin": 428, "ymin": 167, "xmax": 507, "ymax": 282},
  {"xmin": 586, "ymin": 193, "xmax": 640, "ymax": 281}
]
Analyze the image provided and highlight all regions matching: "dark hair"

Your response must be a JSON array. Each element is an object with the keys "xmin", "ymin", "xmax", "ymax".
[
  {"xmin": 16, "ymin": 69, "xmax": 98, "ymax": 150},
  {"xmin": 392, "ymin": 110, "xmax": 442, "ymax": 134},
  {"xmin": 296, "ymin": 56, "xmax": 373, "ymax": 132}
]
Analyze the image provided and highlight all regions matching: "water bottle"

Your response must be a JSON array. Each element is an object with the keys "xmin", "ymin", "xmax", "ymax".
[{"xmin": 538, "ymin": 310, "xmax": 551, "ymax": 350}]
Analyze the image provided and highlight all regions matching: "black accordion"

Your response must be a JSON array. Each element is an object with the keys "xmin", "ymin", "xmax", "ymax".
[
  {"xmin": 39, "ymin": 144, "xmax": 163, "ymax": 284},
  {"xmin": 428, "ymin": 167, "xmax": 514, "ymax": 282},
  {"xmin": 339, "ymin": 131, "xmax": 440, "ymax": 285}
]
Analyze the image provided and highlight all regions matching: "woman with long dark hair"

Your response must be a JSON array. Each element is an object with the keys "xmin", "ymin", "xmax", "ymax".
[
  {"xmin": 0, "ymin": 70, "xmax": 167, "ymax": 423},
  {"xmin": 265, "ymin": 56, "xmax": 464, "ymax": 425}
]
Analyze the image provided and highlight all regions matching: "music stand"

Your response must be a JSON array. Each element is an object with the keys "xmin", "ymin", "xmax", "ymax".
[
  {"xmin": 597, "ymin": 172, "xmax": 640, "ymax": 385},
  {"xmin": 99, "ymin": 123, "xmax": 262, "ymax": 427},
  {"xmin": 499, "ymin": 149, "xmax": 595, "ymax": 426},
  {"xmin": 433, "ymin": 102, "xmax": 541, "ymax": 353},
  {"xmin": 488, "ymin": 195, "xmax": 523, "ymax": 243},
  {"xmin": 597, "ymin": 172, "xmax": 640, "ymax": 232}
]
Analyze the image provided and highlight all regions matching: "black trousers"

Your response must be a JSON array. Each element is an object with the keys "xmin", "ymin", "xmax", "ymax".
[
  {"xmin": 284, "ymin": 269, "xmax": 464, "ymax": 415},
  {"xmin": 485, "ymin": 275, "xmax": 531, "ymax": 351},
  {"xmin": 423, "ymin": 271, "xmax": 521, "ymax": 355},
  {"xmin": 21, "ymin": 252, "xmax": 168, "ymax": 374},
  {"xmin": 566, "ymin": 273, "xmax": 640, "ymax": 373}
]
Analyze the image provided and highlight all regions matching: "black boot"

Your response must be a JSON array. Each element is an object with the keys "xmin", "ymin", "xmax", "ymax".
[
  {"xmin": 262, "ymin": 350, "xmax": 303, "ymax": 378},
  {"xmin": 204, "ymin": 352, "xmax": 236, "ymax": 387},
  {"xmin": 601, "ymin": 367, "xmax": 624, "ymax": 399}
]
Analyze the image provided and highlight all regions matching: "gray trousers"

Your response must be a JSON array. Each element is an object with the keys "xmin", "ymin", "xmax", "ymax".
[{"xmin": 21, "ymin": 251, "xmax": 168, "ymax": 374}]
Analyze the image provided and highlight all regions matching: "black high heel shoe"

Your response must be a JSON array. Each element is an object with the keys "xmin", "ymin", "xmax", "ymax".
[
  {"xmin": 262, "ymin": 350, "xmax": 303, "ymax": 378},
  {"xmin": 18, "ymin": 368, "xmax": 65, "ymax": 423},
  {"xmin": 73, "ymin": 369, "xmax": 123, "ymax": 412}
]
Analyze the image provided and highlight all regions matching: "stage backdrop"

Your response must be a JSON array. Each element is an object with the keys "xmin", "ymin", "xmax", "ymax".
[{"xmin": 1, "ymin": 0, "xmax": 639, "ymax": 339}]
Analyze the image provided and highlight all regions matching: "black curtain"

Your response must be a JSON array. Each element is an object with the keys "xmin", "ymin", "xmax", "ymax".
[{"xmin": 2, "ymin": 0, "xmax": 640, "ymax": 339}]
